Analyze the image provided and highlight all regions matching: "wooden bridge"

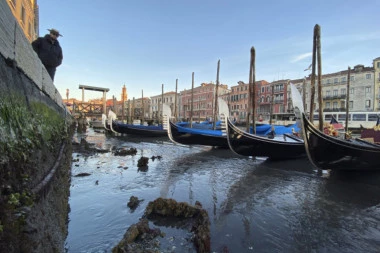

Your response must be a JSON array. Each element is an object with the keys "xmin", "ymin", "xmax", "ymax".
[{"xmin": 70, "ymin": 84, "xmax": 110, "ymax": 118}]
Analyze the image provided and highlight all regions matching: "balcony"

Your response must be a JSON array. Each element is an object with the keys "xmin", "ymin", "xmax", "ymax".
[
  {"xmin": 323, "ymin": 94, "xmax": 346, "ymax": 100},
  {"xmin": 323, "ymin": 107, "xmax": 347, "ymax": 112}
]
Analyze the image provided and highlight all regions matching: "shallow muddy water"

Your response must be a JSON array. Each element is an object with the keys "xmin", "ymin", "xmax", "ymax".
[{"xmin": 65, "ymin": 128, "xmax": 380, "ymax": 253}]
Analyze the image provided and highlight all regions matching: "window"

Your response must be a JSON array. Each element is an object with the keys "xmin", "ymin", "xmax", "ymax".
[
  {"xmin": 349, "ymin": 101, "xmax": 353, "ymax": 109},
  {"xmin": 326, "ymin": 102, "xmax": 330, "ymax": 108},
  {"xmin": 341, "ymin": 77, "xmax": 346, "ymax": 83},
  {"xmin": 350, "ymin": 76, "xmax": 355, "ymax": 81},
  {"xmin": 261, "ymin": 87, "xmax": 264, "ymax": 93},
  {"xmin": 365, "ymin": 100, "xmax": 371, "ymax": 108},
  {"xmin": 377, "ymin": 62, "xmax": 380, "ymax": 68},
  {"xmin": 324, "ymin": 114, "xmax": 334, "ymax": 121},
  {"xmin": 340, "ymin": 88, "xmax": 346, "ymax": 95},
  {"xmin": 326, "ymin": 90, "xmax": 330, "ymax": 96},
  {"xmin": 21, "ymin": 5, "xmax": 26, "ymax": 25},
  {"xmin": 352, "ymin": 114, "xmax": 366, "ymax": 121},
  {"xmin": 327, "ymin": 79, "xmax": 331, "ymax": 84},
  {"xmin": 333, "ymin": 102, "xmax": 338, "ymax": 109},
  {"xmin": 366, "ymin": 74, "xmax": 371, "ymax": 79},
  {"xmin": 334, "ymin": 78, "xmax": 338, "ymax": 84},
  {"xmin": 333, "ymin": 90, "xmax": 338, "ymax": 96},
  {"xmin": 350, "ymin": 88, "xmax": 354, "ymax": 94},
  {"xmin": 365, "ymin": 87, "xmax": 371, "ymax": 94},
  {"xmin": 338, "ymin": 114, "xmax": 350, "ymax": 121},
  {"xmin": 368, "ymin": 114, "xmax": 378, "ymax": 121}
]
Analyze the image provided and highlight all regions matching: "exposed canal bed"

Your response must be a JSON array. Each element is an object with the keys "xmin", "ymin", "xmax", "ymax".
[{"xmin": 65, "ymin": 128, "xmax": 380, "ymax": 253}]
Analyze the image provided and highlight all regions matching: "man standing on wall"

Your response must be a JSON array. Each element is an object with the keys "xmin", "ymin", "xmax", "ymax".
[{"xmin": 32, "ymin": 28, "xmax": 63, "ymax": 81}]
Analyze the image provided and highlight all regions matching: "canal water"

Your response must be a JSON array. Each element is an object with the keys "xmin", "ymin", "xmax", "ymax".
[{"xmin": 65, "ymin": 128, "xmax": 380, "ymax": 253}]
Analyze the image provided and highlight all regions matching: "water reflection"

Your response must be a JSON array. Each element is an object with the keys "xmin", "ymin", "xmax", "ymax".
[{"xmin": 213, "ymin": 158, "xmax": 380, "ymax": 253}]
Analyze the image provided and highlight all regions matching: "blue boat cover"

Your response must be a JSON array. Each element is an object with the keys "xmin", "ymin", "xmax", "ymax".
[
  {"xmin": 251, "ymin": 123, "xmax": 300, "ymax": 136},
  {"xmin": 176, "ymin": 124, "xmax": 224, "ymax": 136},
  {"xmin": 176, "ymin": 121, "xmax": 221, "ymax": 129},
  {"xmin": 121, "ymin": 124, "xmax": 163, "ymax": 130}
]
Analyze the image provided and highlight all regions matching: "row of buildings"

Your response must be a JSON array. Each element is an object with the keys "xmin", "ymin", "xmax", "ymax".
[
  {"xmin": 8, "ymin": 1, "xmax": 380, "ymax": 123},
  {"xmin": 68, "ymin": 57, "xmax": 380, "ymax": 123}
]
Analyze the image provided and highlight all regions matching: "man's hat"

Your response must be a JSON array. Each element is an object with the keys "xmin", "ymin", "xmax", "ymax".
[{"xmin": 47, "ymin": 28, "xmax": 63, "ymax": 37}]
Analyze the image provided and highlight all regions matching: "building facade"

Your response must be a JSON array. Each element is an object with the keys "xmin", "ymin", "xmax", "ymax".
[
  {"xmin": 228, "ymin": 80, "xmax": 269, "ymax": 122},
  {"xmin": 374, "ymin": 57, "xmax": 380, "ymax": 111},
  {"xmin": 150, "ymin": 91, "xmax": 177, "ymax": 120},
  {"xmin": 6, "ymin": 0, "xmax": 39, "ymax": 42},
  {"xmin": 179, "ymin": 82, "xmax": 229, "ymax": 121}
]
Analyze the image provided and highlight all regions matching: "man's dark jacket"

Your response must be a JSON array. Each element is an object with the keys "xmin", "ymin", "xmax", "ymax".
[{"xmin": 32, "ymin": 34, "xmax": 63, "ymax": 68}]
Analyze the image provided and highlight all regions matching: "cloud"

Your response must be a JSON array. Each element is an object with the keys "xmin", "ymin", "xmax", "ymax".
[{"xmin": 291, "ymin": 52, "xmax": 312, "ymax": 63}]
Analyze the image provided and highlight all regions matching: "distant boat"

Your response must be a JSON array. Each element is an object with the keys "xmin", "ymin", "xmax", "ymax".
[
  {"xmin": 111, "ymin": 122, "xmax": 167, "ymax": 137},
  {"xmin": 167, "ymin": 117, "xmax": 228, "ymax": 148},
  {"xmin": 176, "ymin": 120, "xmax": 223, "ymax": 130},
  {"xmin": 108, "ymin": 105, "xmax": 171, "ymax": 137},
  {"xmin": 167, "ymin": 98, "xmax": 229, "ymax": 148},
  {"xmin": 90, "ymin": 118, "xmax": 104, "ymax": 129}
]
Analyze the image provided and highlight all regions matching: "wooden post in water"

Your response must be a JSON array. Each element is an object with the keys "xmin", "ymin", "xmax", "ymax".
[
  {"xmin": 127, "ymin": 99, "xmax": 131, "ymax": 124},
  {"xmin": 213, "ymin": 60, "xmax": 220, "ymax": 130},
  {"xmin": 246, "ymin": 47, "xmax": 255, "ymax": 133},
  {"xmin": 132, "ymin": 97, "xmax": 135, "ymax": 122},
  {"xmin": 345, "ymin": 66, "xmax": 351, "ymax": 137},
  {"xmin": 161, "ymin": 84, "xmax": 164, "ymax": 125},
  {"xmin": 190, "ymin": 72, "xmax": 194, "ymax": 128},
  {"xmin": 251, "ymin": 47, "xmax": 256, "ymax": 134},
  {"xmin": 141, "ymin": 90, "xmax": 144, "ymax": 123},
  {"xmin": 316, "ymin": 24, "xmax": 323, "ymax": 131},
  {"xmin": 309, "ymin": 25, "xmax": 318, "ymax": 123},
  {"xmin": 121, "ymin": 85, "xmax": 125, "ymax": 121},
  {"xmin": 269, "ymin": 83, "xmax": 274, "ymax": 125},
  {"xmin": 174, "ymin": 79, "xmax": 178, "ymax": 121},
  {"xmin": 302, "ymin": 78, "xmax": 306, "ymax": 110}
]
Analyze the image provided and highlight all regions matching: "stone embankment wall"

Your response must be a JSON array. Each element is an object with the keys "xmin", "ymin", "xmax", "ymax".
[{"xmin": 0, "ymin": 1, "xmax": 73, "ymax": 252}]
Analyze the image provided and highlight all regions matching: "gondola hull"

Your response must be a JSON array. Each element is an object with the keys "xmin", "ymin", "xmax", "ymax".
[
  {"xmin": 226, "ymin": 117, "xmax": 305, "ymax": 160},
  {"xmin": 168, "ymin": 121, "xmax": 229, "ymax": 148},
  {"xmin": 301, "ymin": 113, "xmax": 380, "ymax": 170},
  {"xmin": 112, "ymin": 121, "xmax": 167, "ymax": 137}
]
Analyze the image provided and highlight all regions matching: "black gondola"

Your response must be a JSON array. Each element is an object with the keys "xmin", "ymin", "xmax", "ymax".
[
  {"xmin": 111, "ymin": 121, "xmax": 167, "ymax": 137},
  {"xmin": 290, "ymin": 84, "xmax": 380, "ymax": 171},
  {"xmin": 167, "ymin": 119, "xmax": 229, "ymax": 148},
  {"xmin": 226, "ymin": 117, "xmax": 305, "ymax": 160},
  {"xmin": 300, "ymin": 112, "xmax": 380, "ymax": 170}
]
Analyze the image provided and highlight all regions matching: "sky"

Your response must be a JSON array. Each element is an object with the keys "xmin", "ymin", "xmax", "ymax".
[{"xmin": 36, "ymin": 0, "xmax": 380, "ymax": 101}]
